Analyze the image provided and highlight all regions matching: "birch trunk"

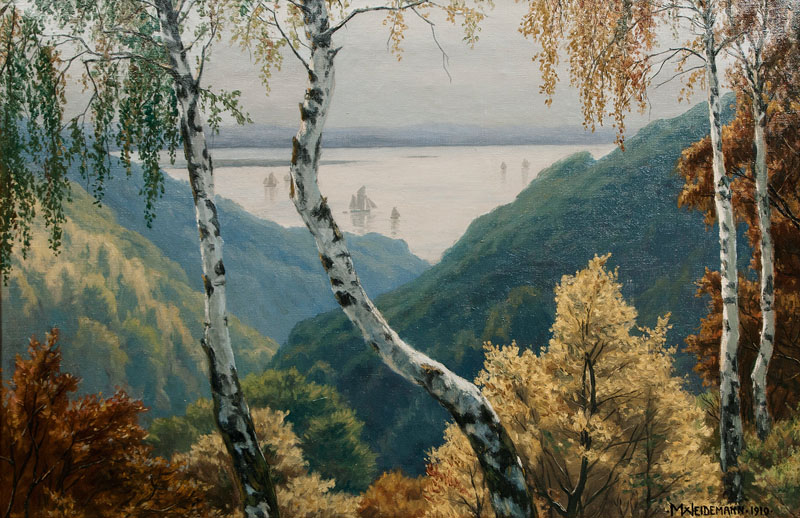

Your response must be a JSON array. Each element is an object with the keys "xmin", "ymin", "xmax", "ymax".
[
  {"xmin": 155, "ymin": 2, "xmax": 280, "ymax": 516},
  {"xmin": 750, "ymin": 94, "xmax": 774, "ymax": 441},
  {"xmin": 285, "ymin": 2, "xmax": 533, "ymax": 517},
  {"xmin": 704, "ymin": 20, "xmax": 743, "ymax": 503},
  {"xmin": 740, "ymin": 3, "xmax": 777, "ymax": 441}
]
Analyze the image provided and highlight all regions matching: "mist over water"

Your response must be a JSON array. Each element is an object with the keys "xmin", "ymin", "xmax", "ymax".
[{"xmin": 164, "ymin": 145, "xmax": 614, "ymax": 263}]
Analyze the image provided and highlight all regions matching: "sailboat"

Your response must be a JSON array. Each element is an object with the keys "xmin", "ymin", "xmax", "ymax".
[
  {"xmin": 349, "ymin": 186, "xmax": 377, "ymax": 213},
  {"xmin": 521, "ymin": 158, "xmax": 531, "ymax": 183},
  {"xmin": 390, "ymin": 207, "xmax": 400, "ymax": 220},
  {"xmin": 263, "ymin": 173, "xmax": 278, "ymax": 188}
]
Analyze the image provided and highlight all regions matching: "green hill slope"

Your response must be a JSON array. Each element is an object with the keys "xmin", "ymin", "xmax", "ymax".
[
  {"xmin": 2, "ymin": 184, "xmax": 278, "ymax": 418},
  {"xmin": 272, "ymin": 98, "xmax": 742, "ymax": 474},
  {"xmin": 89, "ymin": 166, "xmax": 430, "ymax": 343}
]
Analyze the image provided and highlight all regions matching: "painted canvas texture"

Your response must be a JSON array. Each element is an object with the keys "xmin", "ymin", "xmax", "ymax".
[{"xmin": 2, "ymin": 0, "xmax": 799, "ymax": 516}]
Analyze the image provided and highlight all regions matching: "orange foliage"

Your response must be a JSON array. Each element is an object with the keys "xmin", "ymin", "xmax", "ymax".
[
  {"xmin": 0, "ymin": 329, "xmax": 212, "ymax": 517},
  {"xmin": 678, "ymin": 42, "xmax": 800, "ymax": 421},
  {"xmin": 357, "ymin": 471, "xmax": 428, "ymax": 518}
]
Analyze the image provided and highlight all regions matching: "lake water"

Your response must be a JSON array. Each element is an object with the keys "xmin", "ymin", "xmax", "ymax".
[{"xmin": 164, "ymin": 145, "xmax": 615, "ymax": 263}]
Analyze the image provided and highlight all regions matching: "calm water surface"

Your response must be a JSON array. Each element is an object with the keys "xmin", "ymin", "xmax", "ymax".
[{"xmin": 164, "ymin": 145, "xmax": 614, "ymax": 263}]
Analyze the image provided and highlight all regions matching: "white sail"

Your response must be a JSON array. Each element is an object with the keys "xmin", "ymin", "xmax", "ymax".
[
  {"xmin": 391, "ymin": 207, "xmax": 400, "ymax": 219},
  {"xmin": 350, "ymin": 185, "xmax": 376, "ymax": 212}
]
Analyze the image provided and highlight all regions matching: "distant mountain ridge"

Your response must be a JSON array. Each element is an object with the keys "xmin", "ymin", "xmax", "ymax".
[
  {"xmin": 203, "ymin": 123, "xmax": 617, "ymax": 149},
  {"xmin": 272, "ymin": 97, "xmax": 743, "ymax": 475}
]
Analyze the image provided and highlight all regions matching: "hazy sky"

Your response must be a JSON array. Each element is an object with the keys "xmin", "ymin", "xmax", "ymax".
[{"xmin": 203, "ymin": 3, "xmax": 707, "ymax": 132}]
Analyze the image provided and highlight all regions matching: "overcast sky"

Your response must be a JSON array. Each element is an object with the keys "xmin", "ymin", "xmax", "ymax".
[{"xmin": 201, "ymin": 3, "xmax": 707, "ymax": 133}]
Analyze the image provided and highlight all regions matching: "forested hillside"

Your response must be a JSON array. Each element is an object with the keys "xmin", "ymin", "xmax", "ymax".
[
  {"xmin": 2, "ymin": 184, "xmax": 277, "ymax": 417},
  {"xmin": 2, "ymin": 159, "xmax": 429, "ymax": 419},
  {"xmin": 273, "ymin": 98, "xmax": 744, "ymax": 473},
  {"xmin": 85, "ymin": 165, "xmax": 429, "ymax": 342}
]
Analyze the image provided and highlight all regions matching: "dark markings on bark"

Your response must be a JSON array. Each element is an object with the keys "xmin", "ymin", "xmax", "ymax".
[
  {"xmin": 369, "ymin": 341, "xmax": 380, "ymax": 352},
  {"xmin": 299, "ymin": 102, "xmax": 318, "ymax": 124},
  {"xmin": 330, "ymin": 278, "xmax": 344, "ymax": 287},
  {"xmin": 334, "ymin": 290, "xmax": 357, "ymax": 307},
  {"xmin": 214, "ymin": 260, "xmax": 225, "ymax": 276},
  {"xmin": 291, "ymin": 137, "xmax": 300, "ymax": 166},
  {"xmin": 460, "ymin": 411, "xmax": 477, "ymax": 425},
  {"xmin": 311, "ymin": 198, "xmax": 333, "ymax": 222},
  {"xmin": 320, "ymin": 254, "xmax": 334, "ymax": 271},
  {"xmin": 764, "ymin": 275, "xmax": 773, "ymax": 296},
  {"xmin": 205, "ymin": 199, "xmax": 221, "ymax": 236},
  {"xmin": 332, "ymin": 224, "xmax": 343, "ymax": 242},
  {"xmin": 203, "ymin": 275, "xmax": 214, "ymax": 296},
  {"xmin": 420, "ymin": 363, "xmax": 444, "ymax": 378},
  {"xmin": 180, "ymin": 127, "xmax": 200, "ymax": 203},
  {"xmin": 292, "ymin": 137, "xmax": 311, "ymax": 166},
  {"xmin": 198, "ymin": 223, "xmax": 210, "ymax": 241},
  {"xmin": 184, "ymin": 94, "xmax": 204, "ymax": 134},
  {"xmin": 306, "ymin": 87, "xmax": 324, "ymax": 104},
  {"xmin": 312, "ymin": 138, "xmax": 323, "ymax": 170},
  {"xmin": 361, "ymin": 301, "xmax": 373, "ymax": 312}
]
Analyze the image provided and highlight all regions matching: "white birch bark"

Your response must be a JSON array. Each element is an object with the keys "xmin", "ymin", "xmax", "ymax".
[
  {"xmin": 735, "ymin": 0, "xmax": 776, "ymax": 443},
  {"xmin": 703, "ymin": 8, "xmax": 743, "ymax": 503},
  {"xmin": 285, "ymin": 2, "xmax": 534, "ymax": 517},
  {"xmin": 155, "ymin": 2, "xmax": 280, "ymax": 516},
  {"xmin": 751, "ymin": 97, "xmax": 774, "ymax": 440}
]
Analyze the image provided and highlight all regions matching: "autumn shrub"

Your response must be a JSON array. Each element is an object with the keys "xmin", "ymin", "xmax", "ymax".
[
  {"xmin": 424, "ymin": 255, "xmax": 721, "ymax": 518},
  {"xmin": 149, "ymin": 367, "xmax": 377, "ymax": 491},
  {"xmin": 177, "ymin": 406, "xmax": 359, "ymax": 518},
  {"xmin": 0, "ymin": 329, "xmax": 212, "ymax": 517},
  {"xmin": 740, "ymin": 408, "xmax": 800, "ymax": 516},
  {"xmin": 357, "ymin": 470, "xmax": 429, "ymax": 518}
]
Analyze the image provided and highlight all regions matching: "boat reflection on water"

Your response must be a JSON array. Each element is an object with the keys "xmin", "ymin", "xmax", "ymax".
[
  {"xmin": 348, "ymin": 186, "xmax": 378, "ymax": 232},
  {"xmin": 263, "ymin": 173, "xmax": 278, "ymax": 201},
  {"xmin": 390, "ymin": 207, "xmax": 400, "ymax": 237},
  {"xmin": 350, "ymin": 210, "xmax": 376, "ymax": 232},
  {"xmin": 521, "ymin": 158, "xmax": 530, "ymax": 184}
]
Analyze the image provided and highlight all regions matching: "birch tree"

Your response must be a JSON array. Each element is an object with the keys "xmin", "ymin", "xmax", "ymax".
[
  {"xmin": 518, "ymin": 0, "xmax": 744, "ymax": 502},
  {"xmin": 723, "ymin": 0, "xmax": 794, "ymax": 441},
  {"xmin": 27, "ymin": 1, "xmax": 281, "ymax": 515},
  {"xmin": 235, "ymin": 2, "xmax": 534, "ymax": 517},
  {"xmin": 679, "ymin": 30, "xmax": 800, "ymax": 434}
]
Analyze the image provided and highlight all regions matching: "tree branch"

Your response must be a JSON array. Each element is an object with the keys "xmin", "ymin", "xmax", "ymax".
[{"xmin": 324, "ymin": 1, "xmax": 429, "ymax": 37}]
